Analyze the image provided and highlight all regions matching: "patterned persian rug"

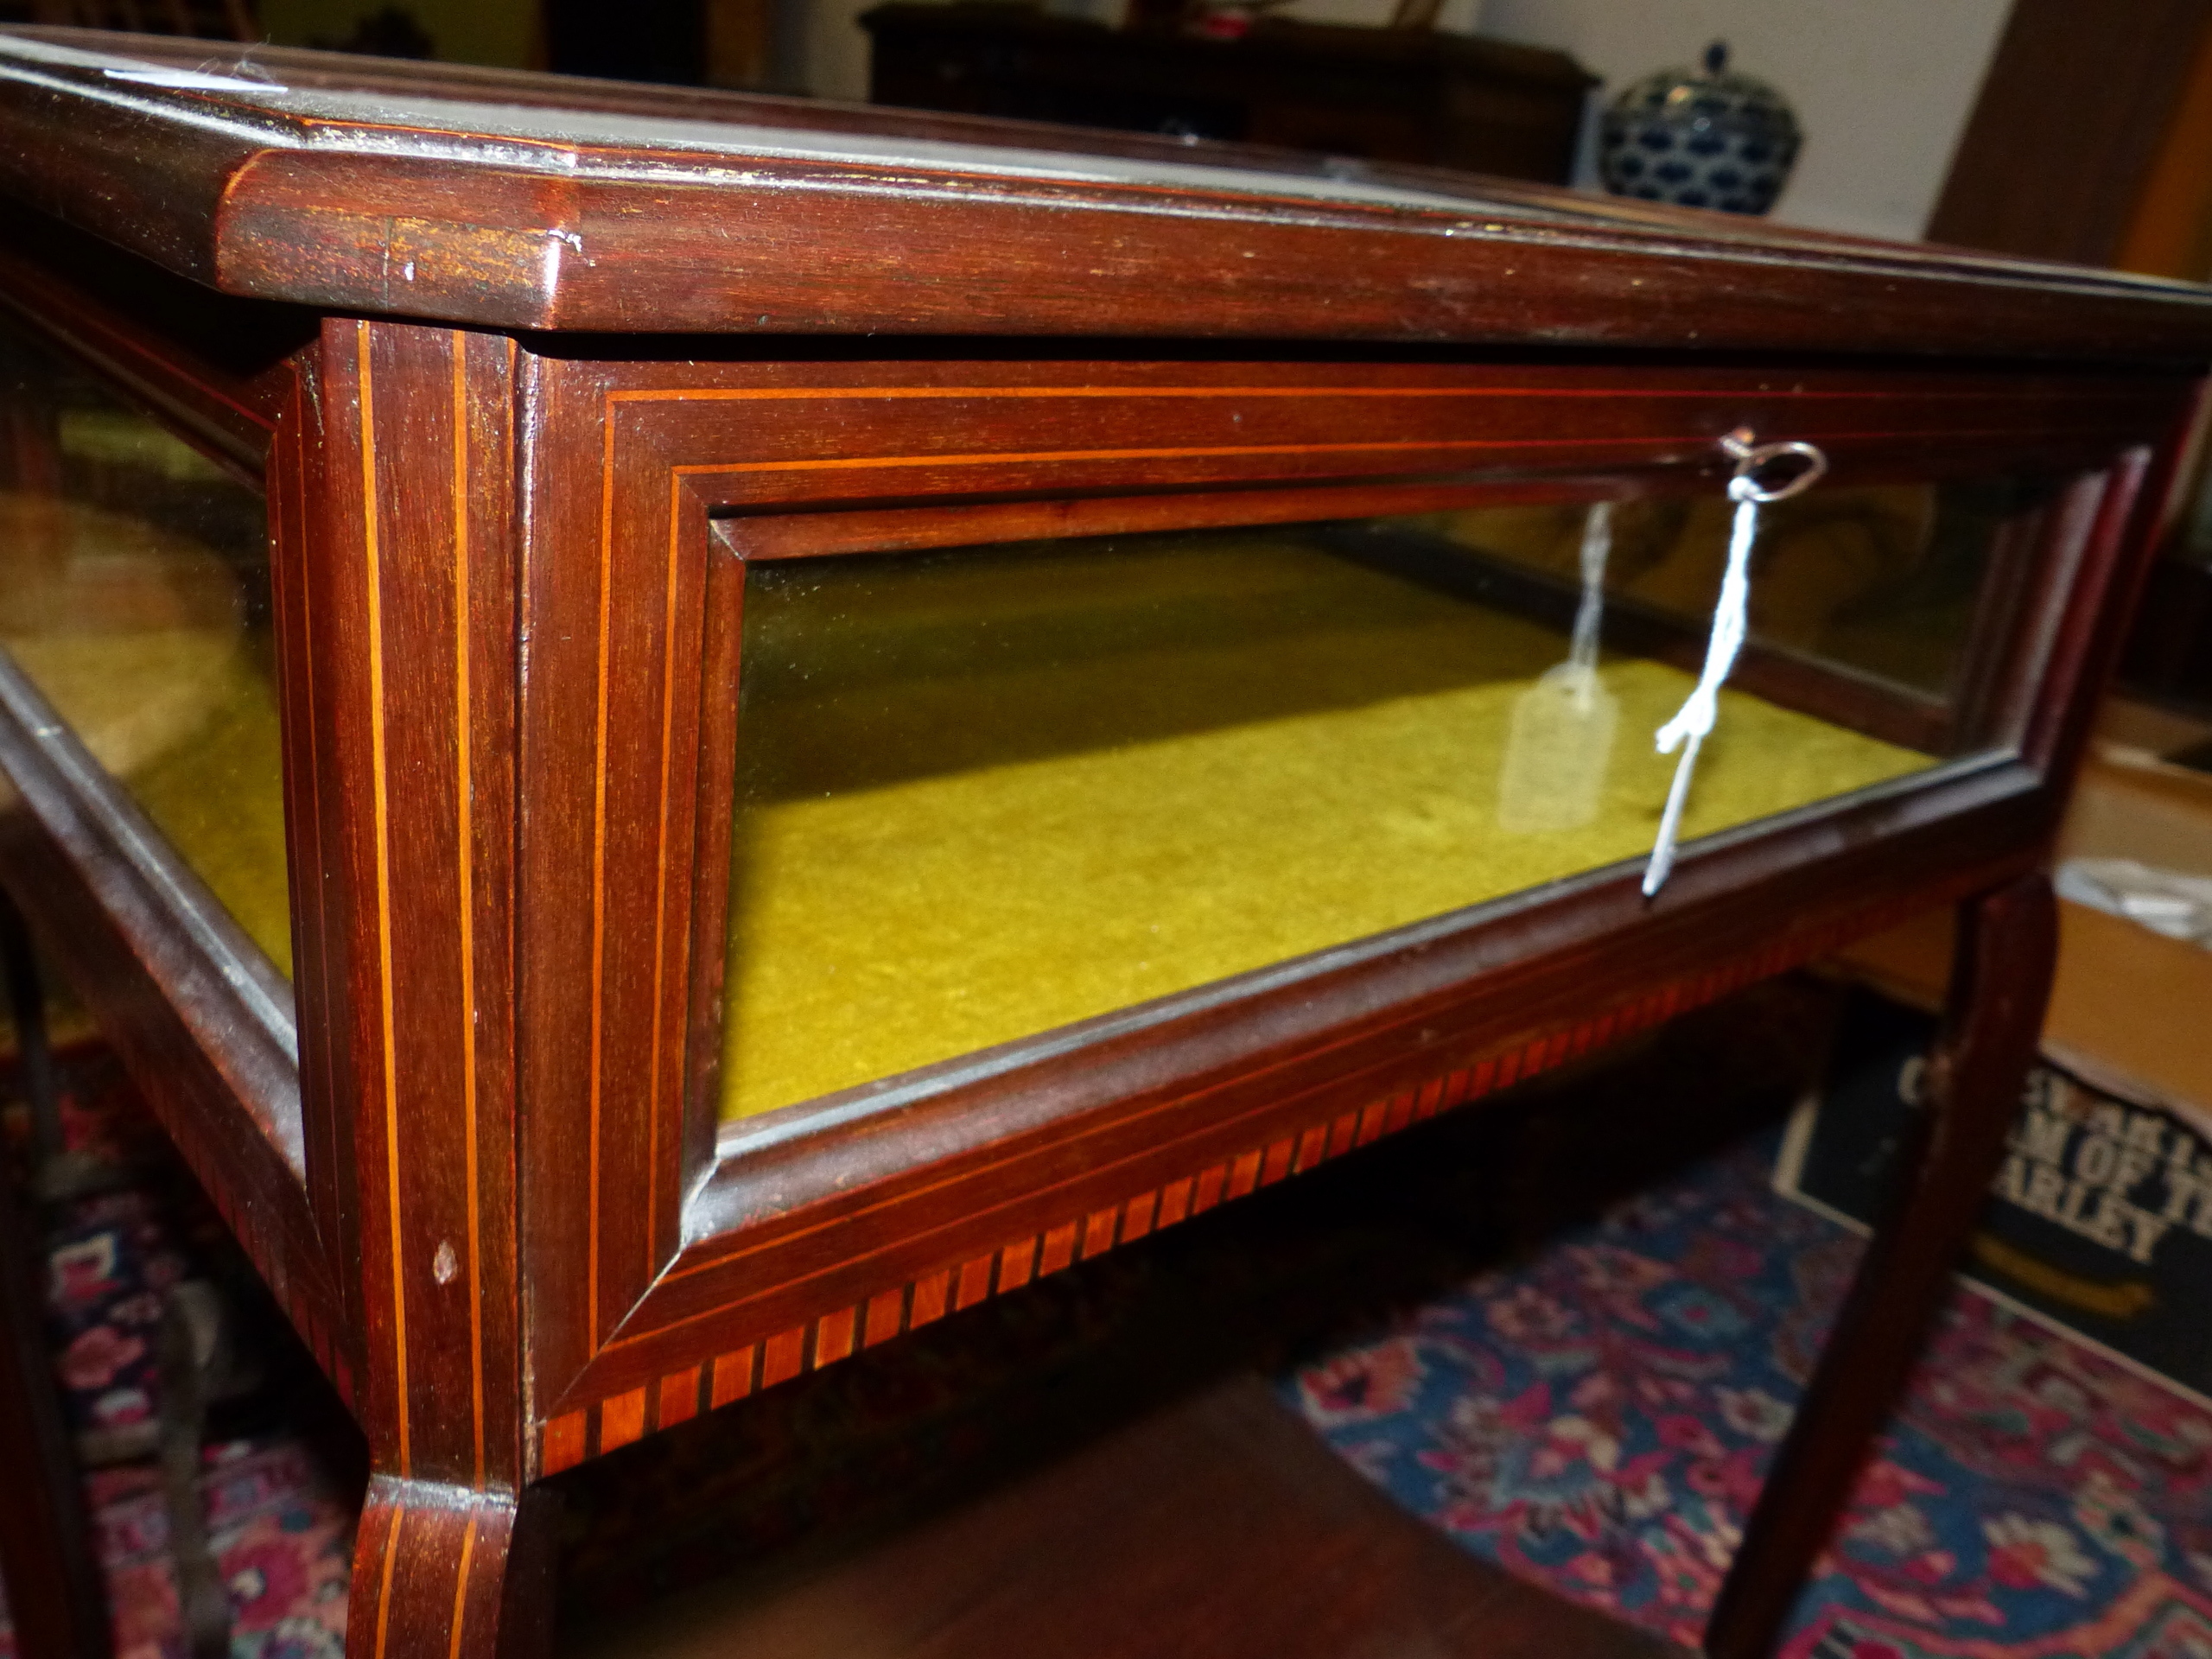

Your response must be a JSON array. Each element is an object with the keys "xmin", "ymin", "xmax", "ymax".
[
  {"xmin": 13, "ymin": 1029, "xmax": 2212, "ymax": 1659},
  {"xmin": 0, "ymin": 1049, "xmax": 354, "ymax": 1659},
  {"xmin": 1284, "ymin": 1132, "xmax": 2212, "ymax": 1658}
]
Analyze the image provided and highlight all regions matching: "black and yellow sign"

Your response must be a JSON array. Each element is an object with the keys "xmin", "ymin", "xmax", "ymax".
[{"xmin": 1776, "ymin": 988, "xmax": 2212, "ymax": 1399}]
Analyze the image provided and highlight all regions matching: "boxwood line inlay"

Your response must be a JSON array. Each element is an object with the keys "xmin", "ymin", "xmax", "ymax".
[
  {"xmin": 539, "ymin": 878, "xmax": 1981, "ymax": 1471},
  {"xmin": 555, "ymin": 371, "xmax": 2164, "ymax": 1436},
  {"xmin": 346, "ymin": 322, "xmax": 516, "ymax": 1491}
]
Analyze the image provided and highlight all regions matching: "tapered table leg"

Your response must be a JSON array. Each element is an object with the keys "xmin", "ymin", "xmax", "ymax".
[
  {"xmin": 1705, "ymin": 872, "xmax": 2058, "ymax": 1659},
  {"xmin": 346, "ymin": 1479, "xmax": 557, "ymax": 1659}
]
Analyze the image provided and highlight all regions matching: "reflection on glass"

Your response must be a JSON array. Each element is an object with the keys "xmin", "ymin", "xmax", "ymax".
[
  {"xmin": 719, "ymin": 490, "xmax": 2015, "ymax": 1120},
  {"xmin": 1422, "ymin": 482, "xmax": 2019, "ymax": 700},
  {"xmin": 0, "ymin": 317, "xmax": 289, "ymax": 976}
]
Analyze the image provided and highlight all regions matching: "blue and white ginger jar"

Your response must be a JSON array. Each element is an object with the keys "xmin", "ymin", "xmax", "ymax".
[{"xmin": 1599, "ymin": 41, "xmax": 1802, "ymax": 216}]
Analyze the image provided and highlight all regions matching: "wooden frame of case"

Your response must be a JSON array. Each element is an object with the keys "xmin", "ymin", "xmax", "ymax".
[
  {"xmin": 505, "ymin": 353, "xmax": 2175, "ymax": 1440},
  {"xmin": 2, "ymin": 27, "xmax": 2211, "ymax": 1659}
]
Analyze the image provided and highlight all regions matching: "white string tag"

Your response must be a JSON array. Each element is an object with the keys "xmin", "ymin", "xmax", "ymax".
[
  {"xmin": 1498, "ymin": 501, "xmax": 1618, "ymax": 833},
  {"xmin": 1641, "ymin": 432, "xmax": 1827, "ymax": 897}
]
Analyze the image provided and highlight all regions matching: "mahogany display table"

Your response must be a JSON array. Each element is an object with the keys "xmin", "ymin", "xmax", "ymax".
[{"xmin": 0, "ymin": 25, "xmax": 2207, "ymax": 1659}]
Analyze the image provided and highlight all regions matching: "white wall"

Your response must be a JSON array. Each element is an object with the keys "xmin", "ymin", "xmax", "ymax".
[
  {"xmin": 1478, "ymin": 0, "xmax": 2012, "ymax": 242},
  {"xmin": 807, "ymin": 0, "xmax": 873, "ymax": 105},
  {"xmin": 804, "ymin": 0, "xmax": 2009, "ymax": 245}
]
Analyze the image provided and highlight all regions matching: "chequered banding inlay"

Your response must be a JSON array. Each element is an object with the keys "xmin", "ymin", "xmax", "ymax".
[{"xmin": 538, "ymin": 898, "xmax": 1931, "ymax": 1474}]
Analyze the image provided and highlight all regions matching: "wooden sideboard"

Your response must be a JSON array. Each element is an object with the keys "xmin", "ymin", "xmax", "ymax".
[
  {"xmin": 861, "ymin": 3, "xmax": 1593, "ymax": 178},
  {"xmin": 0, "ymin": 23, "xmax": 2208, "ymax": 1659}
]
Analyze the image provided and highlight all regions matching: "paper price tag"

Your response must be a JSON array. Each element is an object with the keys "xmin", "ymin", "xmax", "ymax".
[{"xmin": 1497, "ymin": 660, "xmax": 1619, "ymax": 832}]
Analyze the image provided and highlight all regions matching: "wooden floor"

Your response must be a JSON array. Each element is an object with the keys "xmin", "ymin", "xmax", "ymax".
[
  {"xmin": 564, "ymin": 1373, "xmax": 1686, "ymax": 1659},
  {"xmin": 555, "ymin": 989, "xmax": 1832, "ymax": 1659}
]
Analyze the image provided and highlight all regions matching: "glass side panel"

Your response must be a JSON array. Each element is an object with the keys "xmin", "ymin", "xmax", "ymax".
[
  {"xmin": 0, "ymin": 315, "xmax": 289, "ymax": 976},
  {"xmin": 1422, "ymin": 482, "xmax": 2028, "ymax": 702},
  {"xmin": 720, "ymin": 485, "xmax": 2021, "ymax": 1120}
]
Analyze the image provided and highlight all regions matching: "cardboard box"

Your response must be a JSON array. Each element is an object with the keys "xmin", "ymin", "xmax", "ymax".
[
  {"xmin": 1793, "ymin": 702, "xmax": 2212, "ymax": 1402},
  {"xmin": 1777, "ymin": 988, "xmax": 2212, "ymax": 1402},
  {"xmin": 1834, "ymin": 725, "xmax": 2212, "ymax": 1129}
]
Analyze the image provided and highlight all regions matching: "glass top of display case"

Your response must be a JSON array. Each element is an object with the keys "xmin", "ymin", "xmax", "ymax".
[{"xmin": 0, "ymin": 24, "xmax": 2205, "ymax": 350}]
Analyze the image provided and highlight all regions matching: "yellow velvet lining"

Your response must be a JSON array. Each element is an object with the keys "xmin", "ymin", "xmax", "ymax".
[
  {"xmin": 0, "ymin": 491, "xmax": 291, "ymax": 977},
  {"xmin": 4, "ymin": 631, "xmax": 291, "ymax": 976},
  {"xmin": 0, "ymin": 500, "xmax": 1940, "ymax": 1115},
  {"xmin": 126, "ymin": 645, "xmax": 292, "ymax": 977},
  {"xmin": 718, "ymin": 534, "xmax": 1931, "ymax": 1120}
]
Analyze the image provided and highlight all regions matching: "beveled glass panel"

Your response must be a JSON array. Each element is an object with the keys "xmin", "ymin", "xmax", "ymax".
[
  {"xmin": 719, "ymin": 486, "xmax": 2024, "ymax": 1120},
  {"xmin": 0, "ymin": 316, "xmax": 288, "ymax": 975}
]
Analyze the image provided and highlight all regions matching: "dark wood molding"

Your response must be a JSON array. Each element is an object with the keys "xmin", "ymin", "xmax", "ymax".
[{"xmin": 0, "ymin": 29, "xmax": 2209, "ymax": 353}]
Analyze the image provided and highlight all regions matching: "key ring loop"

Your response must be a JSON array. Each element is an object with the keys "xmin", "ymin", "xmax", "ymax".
[{"xmin": 1718, "ymin": 427, "xmax": 1827, "ymax": 504}]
